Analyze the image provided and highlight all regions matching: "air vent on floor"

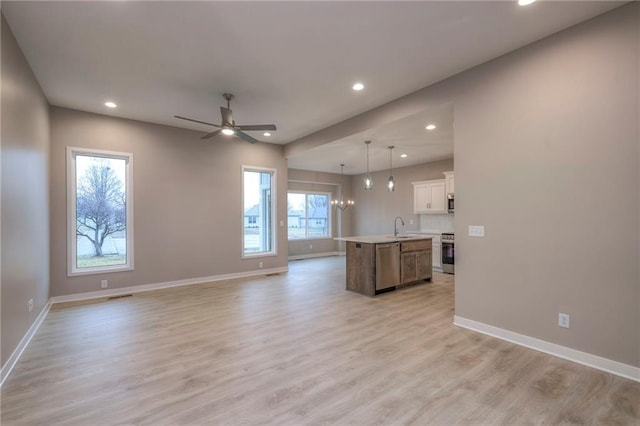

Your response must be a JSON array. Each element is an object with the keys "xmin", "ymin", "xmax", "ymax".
[{"xmin": 107, "ymin": 294, "xmax": 133, "ymax": 300}]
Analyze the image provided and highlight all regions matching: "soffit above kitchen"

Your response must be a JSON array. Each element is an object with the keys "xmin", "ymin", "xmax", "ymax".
[
  {"xmin": 2, "ymin": 1, "xmax": 624, "ymax": 148},
  {"xmin": 287, "ymin": 103, "xmax": 454, "ymax": 175}
]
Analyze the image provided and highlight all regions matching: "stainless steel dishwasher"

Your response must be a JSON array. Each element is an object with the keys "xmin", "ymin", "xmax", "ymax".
[{"xmin": 375, "ymin": 242, "xmax": 400, "ymax": 291}]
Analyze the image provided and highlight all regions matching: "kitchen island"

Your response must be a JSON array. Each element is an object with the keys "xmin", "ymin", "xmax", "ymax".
[{"xmin": 336, "ymin": 235, "xmax": 433, "ymax": 296}]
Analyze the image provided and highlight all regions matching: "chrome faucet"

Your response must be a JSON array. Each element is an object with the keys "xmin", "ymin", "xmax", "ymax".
[{"xmin": 394, "ymin": 216, "xmax": 405, "ymax": 237}]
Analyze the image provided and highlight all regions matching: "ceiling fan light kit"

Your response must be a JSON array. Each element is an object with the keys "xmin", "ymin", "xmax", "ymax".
[{"xmin": 174, "ymin": 93, "xmax": 276, "ymax": 144}]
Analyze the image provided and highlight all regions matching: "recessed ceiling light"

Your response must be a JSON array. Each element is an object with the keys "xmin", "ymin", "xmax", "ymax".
[
  {"xmin": 400, "ymin": 154, "xmax": 408, "ymax": 158},
  {"xmin": 222, "ymin": 128, "xmax": 235, "ymax": 136},
  {"xmin": 104, "ymin": 101, "xmax": 117, "ymax": 108},
  {"xmin": 352, "ymin": 82, "xmax": 364, "ymax": 91},
  {"xmin": 263, "ymin": 132, "xmax": 271, "ymax": 137},
  {"xmin": 425, "ymin": 124, "xmax": 437, "ymax": 130},
  {"xmin": 518, "ymin": 0, "xmax": 536, "ymax": 6}
]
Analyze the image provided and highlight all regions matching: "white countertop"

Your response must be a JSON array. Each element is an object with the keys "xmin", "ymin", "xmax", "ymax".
[
  {"xmin": 335, "ymin": 234, "xmax": 433, "ymax": 244},
  {"xmin": 408, "ymin": 231, "xmax": 443, "ymax": 242}
]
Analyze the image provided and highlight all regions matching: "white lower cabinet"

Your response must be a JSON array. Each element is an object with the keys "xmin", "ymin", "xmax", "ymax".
[{"xmin": 432, "ymin": 242, "xmax": 442, "ymax": 271}]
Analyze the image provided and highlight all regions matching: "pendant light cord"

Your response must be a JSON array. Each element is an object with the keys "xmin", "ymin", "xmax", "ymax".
[{"xmin": 366, "ymin": 142, "xmax": 370, "ymax": 173}]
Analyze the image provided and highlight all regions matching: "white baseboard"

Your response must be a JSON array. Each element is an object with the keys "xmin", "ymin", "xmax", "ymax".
[
  {"xmin": 1, "ymin": 300, "xmax": 52, "ymax": 388},
  {"xmin": 288, "ymin": 251, "xmax": 343, "ymax": 261},
  {"xmin": 50, "ymin": 266, "xmax": 289, "ymax": 304},
  {"xmin": 454, "ymin": 315, "xmax": 639, "ymax": 383}
]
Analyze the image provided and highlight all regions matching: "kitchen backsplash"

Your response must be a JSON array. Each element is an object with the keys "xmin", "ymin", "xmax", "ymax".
[{"xmin": 419, "ymin": 214, "xmax": 454, "ymax": 234}]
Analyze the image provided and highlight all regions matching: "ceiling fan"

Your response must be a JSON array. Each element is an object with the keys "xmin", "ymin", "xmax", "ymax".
[{"xmin": 174, "ymin": 93, "xmax": 277, "ymax": 144}]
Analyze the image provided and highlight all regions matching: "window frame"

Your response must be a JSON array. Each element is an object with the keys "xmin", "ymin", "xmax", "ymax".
[
  {"xmin": 66, "ymin": 146, "xmax": 134, "ymax": 276},
  {"xmin": 287, "ymin": 190, "xmax": 332, "ymax": 241},
  {"xmin": 242, "ymin": 165, "xmax": 277, "ymax": 259}
]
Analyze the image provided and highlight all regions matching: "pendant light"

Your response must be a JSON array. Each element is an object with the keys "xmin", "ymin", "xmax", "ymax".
[
  {"xmin": 331, "ymin": 164, "xmax": 354, "ymax": 211},
  {"xmin": 363, "ymin": 140, "xmax": 373, "ymax": 190},
  {"xmin": 387, "ymin": 146, "xmax": 395, "ymax": 192}
]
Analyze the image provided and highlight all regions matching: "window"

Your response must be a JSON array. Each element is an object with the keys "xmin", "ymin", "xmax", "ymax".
[
  {"xmin": 67, "ymin": 147, "xmax": 133, "ymax": 276},
  {"xmin": 287, "ymin": 192, "xmax": 331, "ymax": 240},
  {"xmin": 243, "ymin": 167, "xmax": 276, "ymax": 257}
]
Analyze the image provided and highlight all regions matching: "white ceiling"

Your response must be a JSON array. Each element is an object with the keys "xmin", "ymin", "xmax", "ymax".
[{"xmin": 2, "ymin": 1, "xmax": 624, "ymax": 173}]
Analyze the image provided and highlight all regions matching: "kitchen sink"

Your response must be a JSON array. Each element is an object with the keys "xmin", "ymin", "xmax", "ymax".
[{"xmin": 386, "ymin": 235, "xmax": 412, "ymax": 239}]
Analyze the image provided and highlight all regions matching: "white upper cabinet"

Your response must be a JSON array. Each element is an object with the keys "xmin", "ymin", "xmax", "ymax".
[
  {"xmin": 412, "ymin": 180, "xmax": 446, "ymax": 214},
  {"xmin": 443, "ymin": 171, "xmax": 454, "ymax": 195}
]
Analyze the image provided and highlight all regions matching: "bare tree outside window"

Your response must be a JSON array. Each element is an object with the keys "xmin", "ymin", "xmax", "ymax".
[{"xmin": 75, "ymin": 156, "xmax": 127, "ymax": 268}]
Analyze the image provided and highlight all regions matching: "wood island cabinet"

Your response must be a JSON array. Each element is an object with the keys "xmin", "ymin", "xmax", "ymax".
[
  {"xmin": 344, "ymin": 237, "xmax": 433, "ymax": 297},
  {"xmin": 346, "ymin": 241, "xmax": 376, "ymax": 297},
  {"xmin": 400, "ymin": 240, "xmax": 432, "ymax": 285}
]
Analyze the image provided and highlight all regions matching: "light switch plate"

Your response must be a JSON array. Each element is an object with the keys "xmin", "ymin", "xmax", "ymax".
[{"xmin": 468, "ymin": 225, "xmax": 485, "ymax": 237}]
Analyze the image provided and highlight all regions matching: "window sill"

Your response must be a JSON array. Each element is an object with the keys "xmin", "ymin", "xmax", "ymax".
[
  {"xmin": 68, "ymin": 264, "xmax": 134, "ymax": 277},
  {"xmin": 242, "ymin": 251, "xmax": 277, "ymax": 259}
]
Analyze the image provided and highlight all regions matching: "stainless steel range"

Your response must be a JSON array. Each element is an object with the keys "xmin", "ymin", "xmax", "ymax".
[{"xmin": 442, "ymin": 233, "xmax": 455, "ymax": 274}]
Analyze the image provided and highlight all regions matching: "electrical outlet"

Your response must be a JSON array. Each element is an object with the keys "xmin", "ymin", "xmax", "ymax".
[
  {"xmin": 28, "ymin": 298, "xmax": 33, "ymax": 313},
  {"xmin": 558, "ymin": 313, "xmax": 570, "ymax": 328},
  {"xmin": 468, "ymin": 225, "xmax": 485, "ymax": 237},
  {"xmin": 259, "ymin": 261, "xmax": 264, "ymax": 269},
  {"xmin": 101, "ymin": 280, "xmax": 108, "ymax": 289},
  {"xmin": 280, "ymin": 220, "xmax": 284, "ymax": 227},
  {"xmin": 409, "ymin": 220, "xmax": 414, "ymax": 225},
  {"xmin": 309, "ymin": 244, "xmax": 313, "ymax": 249}
]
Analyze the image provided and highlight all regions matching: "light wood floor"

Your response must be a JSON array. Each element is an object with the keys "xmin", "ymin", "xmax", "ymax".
[{"xmin": 1, "ymin": 257, "xmax": 638, "ymax": 425}]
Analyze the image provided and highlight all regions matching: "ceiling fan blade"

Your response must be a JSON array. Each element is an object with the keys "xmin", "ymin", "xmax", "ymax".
[
  {"xmin": 174, "ymin": 115, "xmax": 221, "ymax": 127},
  {"xmin": 220, "ymin": 107, "xmax": 233, "ymax": 126},
  {"xmin": 201, "ymin": 129, "xmax": 223, "ymax": 140},
  {"xmin": 235, "ymin": 124, "xmax": 277, "ymax": 131},
  {"xmin": 236, "ymin": 131, "xmax": 260, "ymax": 144}
]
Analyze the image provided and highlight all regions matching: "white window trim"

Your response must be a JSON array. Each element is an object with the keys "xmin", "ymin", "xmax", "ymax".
[
  {"xmin": 67, "ymin": 146, "xmax": 134, "ymax": 276},
  {"xmin": 287, "ymin": 190, "xmax": 333, "ymax": 241},
  {"xmin": 242, "ymin": 165, "xmax": 277, "ymax": 259}
]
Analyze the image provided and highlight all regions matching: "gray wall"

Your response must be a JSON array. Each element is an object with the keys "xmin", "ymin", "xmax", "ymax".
[
  {"xmin": 283, "ymin": 4, "xmax": 639, "ymax": 367},
  {"xmin": 1, "ymin": 15, "xmax": 50, "ymax": 366},
  {"xmin": 50, "ymin": 107, "xmax": 289, "ymax": 297},
  {"xmin": 452, "ymin": 5, "xmax": 639, "ymax": 367},
  {"xmin": 287, "ymin": 168, "xmax": 353, "ymax": 256},
  {"xmin": 350, "ymin": 159, "xmax": 453, "ymax": 236},
  {"xmin": 1, "ymin": 2, "xmax": 637, "ymax": 373}
]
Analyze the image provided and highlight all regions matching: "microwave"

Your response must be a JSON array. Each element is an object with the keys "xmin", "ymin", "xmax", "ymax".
[{"xmin": 447, "ymin": 193, "xmax": 454, "ymax": 213}]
